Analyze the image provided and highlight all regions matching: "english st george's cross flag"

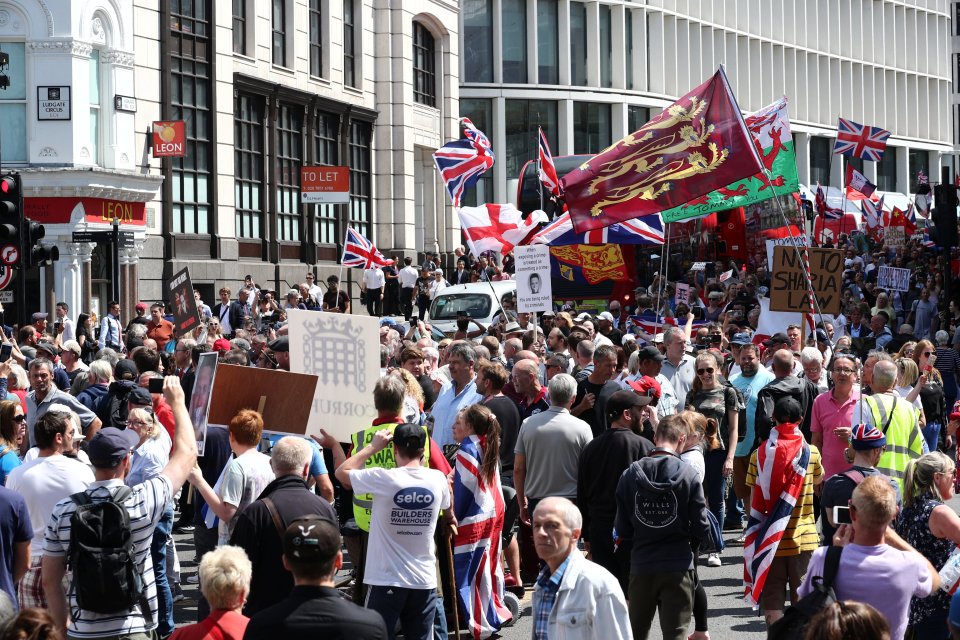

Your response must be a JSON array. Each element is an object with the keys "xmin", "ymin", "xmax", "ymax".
[
  {"xmin": 844, "ymin": 164, "xmax": 877, "ymax": 200},
  {"xmin": 538, "ymin": 127, "xmax": 561, "ymax": 197},
  {"xmin": 562, "ymin": 68, "xmax": 764, "ymax": 233},
  {"xmin": 457, "ymin": 203, "xmax": 547, "ymax": 256},
  {"xmin": 661, "ymin": 97, "xmax": 800, "ymax": 223},
  {"xmin": 526, "ymin": 211, "xmax": 664, "ymax": 246},
  {"xmin": 433, "ymin": 118, "xmax": 496, "ymax": 207},
  {"xmin": 341, "ymin": 227, "xmax": 395, "ymax": 269},
  {"xmin": 833, "ymin": 117, "xmax": 891, "ymax": 162}
]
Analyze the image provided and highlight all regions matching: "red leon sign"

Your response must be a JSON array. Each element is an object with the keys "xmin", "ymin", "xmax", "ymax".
[
  {"xmin": 24, "ymin": 197, "xmax": 147, "ymax": 226},
  {"xmin": 152, "ymin": 121, "xmax": 186, "ymax": 158}
]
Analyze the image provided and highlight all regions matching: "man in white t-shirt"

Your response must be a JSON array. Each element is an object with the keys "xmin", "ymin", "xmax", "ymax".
[
  {"xmin": 363, "ymin": 266, "xmax": 386, "ymax": 317},
  {"xmin": 8, "ymin": 410, "xmax": 94, "ymax": 609},
  {"xmin": 336, "ymin": 423, "xmax": 453, "ymax": 640},
  {"xmin": 187, "ymin": 409, "xmax": 275, "ymax": 545}
]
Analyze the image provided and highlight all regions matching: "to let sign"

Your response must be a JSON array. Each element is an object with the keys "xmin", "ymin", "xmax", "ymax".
[
  {"xmin": 301, "ymin": 166, "xmax": 350, "ymax": 204},
  {"xmin": 152, "ymin": 121, "xmax": 186, "ymax": 157}
]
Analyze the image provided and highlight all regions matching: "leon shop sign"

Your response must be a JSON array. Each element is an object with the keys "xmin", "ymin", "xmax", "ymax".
[
  {"xmin": 770, "ymin": 246, "xmax": 844, "ymax": 316},
  {"xmin": 152, "ymin": 121, "xmax": 186, "ymax": 158},
  {"xmin": 301, "ymin": 166, "xmax": 350, "ymax": 204}
]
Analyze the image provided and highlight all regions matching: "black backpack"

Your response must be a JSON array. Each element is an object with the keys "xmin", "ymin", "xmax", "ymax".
[
  {"xmin": 767, "ymin": 546, "xmax": 843, "ymax": 640},
  {"xmin": 67, "ymin": 487, "xmax": 150, "ymax": 618},
  {"xmin": 97, "ymin": 381, "xmax": 136, "ymax": 430}
]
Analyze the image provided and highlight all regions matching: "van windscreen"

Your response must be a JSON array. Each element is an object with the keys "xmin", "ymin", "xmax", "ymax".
[{"xmin": 430, "ymin": 293, "xmax": 493, "ymax": 320}]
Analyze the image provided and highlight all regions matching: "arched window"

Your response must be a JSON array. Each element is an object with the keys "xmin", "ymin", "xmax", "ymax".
[{"xmin": 413, "ymin": 22, "xmax": 436, "ymax": 107}]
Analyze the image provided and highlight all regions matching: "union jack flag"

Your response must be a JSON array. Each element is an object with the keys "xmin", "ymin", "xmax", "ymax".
[
  {"xmin": 627, "ymin": 311, "xmax": 708, "ymax": 336},
  {"xmin": 433, "ymin": 118, "xmax": 496, "ymax": 207},
  {"xmin": 340, "ymin": 227, "xmax": 394, "ymax": 269},
  {"xmin": 862, "ymin": 196, "xmax": 884, "ymax": 238},
  {"xmin": 833, "ymin": 117, "xmax": 891, "ymax": 162},
  {"xmin": 922, "ymin": 227, "xmax": 937, "ymax": 249},
  {"xmin": 918, "ymin": 169, "xmax": 929, "ymax": 185},
  {"xmin": 815, "ymin": 183, "xmax": 844, "ymax": 220},
  {"xmin": 527, "ymin": 212, "xmax": 664, "ymax": 246},
  {"xmin": 538, "ymin": 127, "xmax": 561, "ymax": 197},
  {"xmin": 452, "ymin": 435, "xmax": 512, "ymax": 637}
]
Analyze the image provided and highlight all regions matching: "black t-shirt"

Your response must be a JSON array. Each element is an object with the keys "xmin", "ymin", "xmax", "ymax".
[
  {"xmin": 819, "ymin": 466, "xmax": 901, "ymax": 545},
  {"xmin": 322, "ymin": 290, "xmax": 349, "ymax": 312},
  {"xmin": 244, "ymin": 585, "xmax": 387, "ymax": 640},
  {"xmin": 575, "ymin": 379, "xmax": 620, "ymax": 437},
  {"xmin": 417, "ymin": 374, "xmax": 437, "ymax": 410},
  {"xmin": 484, "ymin": 395, "xmax": 521, "ymax": 480}
]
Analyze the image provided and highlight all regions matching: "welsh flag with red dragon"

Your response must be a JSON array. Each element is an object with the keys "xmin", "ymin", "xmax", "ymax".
[{"xmin": 660, "ymin": 98, "xmax": 800, "ymax": 222}]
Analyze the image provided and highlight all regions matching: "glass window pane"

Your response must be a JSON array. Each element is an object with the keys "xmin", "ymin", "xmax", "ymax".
[
  {"xmin": 570, "ymin": 2, "xmax": 587, "ymax": 86},
  {"xmin": 809, "ymin": 137, "xmax": 832, "ymax": 186},
  {"xmin": 599, "ymin": 5, "xmax": 611, "ymax": 88},
  {"xmin": 463, "ymin": 0, "xmax": 493, "ymax": 83},
  {"xmin": 89, "ymin": 109, "xmax": 99, "ymax": 164},
  {"xmin": 627, "ymin": 105, "xmax": 649, "ymax": 133},
  {"xmin": 0, "ymin": 44, "xmax": 25, "ymax": 100},
  {"xmin": 504, "ymin": 99, "xmax": 557, "ymax": 178},
  {"xmin": 878, "ymin": 147, "xmax": 897, "ymax": 191},
  {"xmin": 909, "ymin": 150, "xmax": 929, "ymax": 193},
  {"xmin": 0, "ymin": 105, "xmax": 26, "ymax": 162},
  {"xmin": 502, "ymin": 0, "xmax": 527, "ymax": 83},
  {"xmin": 573, "ymin": 102, "xmax": 611, "ymax": 154},
  {"xmin": 537, "ymin": 0, "xmax": 558, "ymax": 84},
  {"xmin": 89, "ymin": 50, "xmax": 100, "ymax": 102}
]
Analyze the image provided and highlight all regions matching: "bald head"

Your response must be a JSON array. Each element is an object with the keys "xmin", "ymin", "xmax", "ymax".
[
  {"xmin": 872, "ymin": 359, "xmax": 898, "ymax": 392},
  {"xmin": 772, "ymin": 349, "xmax": 794, "ymax": 377},
  {"xmin": 515, "ymin": 350, "xmax": 539, "ymax": 363}
]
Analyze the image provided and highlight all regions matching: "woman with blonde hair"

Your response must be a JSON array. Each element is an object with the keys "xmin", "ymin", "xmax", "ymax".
[
  {"xmin": 169, "ymin": 546, "xmax": 252, "ymax": 640},
  {"xmin": 895, "ymin": 358, "xmax": 928, "ymax": 450},
  {"xmin": 897, "ymin": 341, "xmax": 918, "ymax": 360},
  {"xmin": 894, "ymin": 452, "xmax": 960, "ymax": 640},
  {"xmin": 913, "ymin": 339, "xmax": 949, "ymax": 453},
  {"xmin": 553, "ymin": 311, "xmax": 573, "ymax": 331},
  {"xmin": 451, "ymin": 404, "xmax": 511, "ymax": 637},
  {"xmin": 392, "ymin": 367, "xmax": 425, "ymax": 425}
]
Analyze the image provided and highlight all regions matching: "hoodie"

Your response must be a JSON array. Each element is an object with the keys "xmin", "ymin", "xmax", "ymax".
[{"xmin": 614, "ymin": 449, "xmax": 711, "ymax": 575}]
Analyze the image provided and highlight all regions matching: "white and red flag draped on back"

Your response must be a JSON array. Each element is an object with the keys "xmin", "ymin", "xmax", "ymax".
[
  {"xmin": 457, "ymin": 204, "xmax": 547, "ymax": 255},
  {"xmin": 341, "ymin": 227, "xmax": 395, "ymax": 269}
]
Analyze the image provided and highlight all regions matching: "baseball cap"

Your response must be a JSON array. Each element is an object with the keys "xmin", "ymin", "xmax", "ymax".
[
  {"xmin": 708, "ymin": 291, "xmax": 724, "ymax": 300},
  {"xmin": 115, "ymin": 359, "xmax": 138, "ymax": 381},
  {"xmin": 627, "ymin": 376, "xmax": 661, "ymax": 405},
  {"xmin": 212, "ymin": 338, "xmax": 232, "ymax": 353},
  {"xmin": 30, "ymin": 312, "xmax": 47, "ymax": 323},
  {"xmin": 542, "ymin": 310, "xmax": 556, "ymax": 317},
  {"xmin": 763, "ymin": 332, "xmax": 790, "ymax": 348},
  {"xmin": 128, "ymin": 386, "xmax": 154, "ymax": 407},
  {"xmin": 282, "ymin": 516, "xmax": 340, "ymax": 562},
  {"xmin": 35, "ymin": 342, "xmax": 59, "ymax": 357},
  {"xmin": 597, "ymin": 311, "xmax": 615, "ymax": 323},
  {"xmin": 268, "ymin": 337, "xmax": 289, "ymax": 352},
  {"xmin": 393, "ymin": 422, "xmax": 426, "ymax": 450},
  {"xmin": 87, "ymin": 427, "xmax": 139, "ymax": 467},
  {"xmin": 950, "ymin": 399, "xmax": 960, "ymax": 422},
  {"xmin": 636, "ymin": 345, "xmax": 664, "ymax": 362},
  {"xmin": 811, "ymin": 328, "xmax": 830, "ymax": 344},
  {"xmin": 730, "ymin": 332, "xmax": 752, "ymax": 346},
  {"xmin": 850, "ymin": 423, "xmax": 887, "ymax": 451},
  {"xmin": 135, "ymin": 302, "xmax": 148, "ymax": 312},
  {"xmin": 606, "ymin": 389, "xmax": 650, "ymax": 421},
  {"xmin": 575, "ymin": 312, "xmax": 592, "ymax": 322},
  {"xmin": 61, "ymin": 340, "xmax": 82, "ymax": 356}
]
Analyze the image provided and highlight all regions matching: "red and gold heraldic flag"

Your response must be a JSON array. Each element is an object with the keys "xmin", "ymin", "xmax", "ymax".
[{"xmin": 562, "ymin": 68, "xmax": 765, "ymax": 233}]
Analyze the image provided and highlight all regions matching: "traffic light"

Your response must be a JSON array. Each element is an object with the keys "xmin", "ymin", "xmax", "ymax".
[
  {"xmin": 0, "ymin": 173, "xmax": 20, "ymax": 246},
  {"xmin": 933, "ymin": 185, "xmax": 960, "ymax": 248},
  {"xmin": 23, "ymin": 219, "xmax": 57, "ymax": 267}
]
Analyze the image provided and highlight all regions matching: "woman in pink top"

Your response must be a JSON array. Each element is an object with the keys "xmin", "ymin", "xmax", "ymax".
[{"xmin": 811, "ymin": 353, "xmax": 861, "ymax": 480}]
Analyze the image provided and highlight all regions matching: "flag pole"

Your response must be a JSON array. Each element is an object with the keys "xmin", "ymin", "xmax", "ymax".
[
  {"xmin": 652, "ymin": 222, "xmax": 671, "ymax": 340},
  {"xmin": 537, "ymin": 127, "xmax": 544, "ymax": 212}
]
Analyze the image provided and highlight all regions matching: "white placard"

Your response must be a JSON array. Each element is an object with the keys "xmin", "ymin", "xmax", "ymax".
[
  {"xmin": 690, "ymin": 262, "xmax": 707, "ymax": 271},
  {"xmin": 877, "ymin": 265, "xmax": 911, "ymax": 292},
  {"xmin": 675, "ymin": 283, "xmax": 690, "ymax": 308},
  {"xmin": 884, "ymin": 226, "xmax": 906, "ymax": 246},
  {"xmin": 515, "ymin": 244, "xmax": 553, "ymax": 313},
  {"xmin": 188, "ymin": 351, "xmax": 218, "ymax": 456},
  {"xmin": 765, "ymin": 236, "xmax": 809, "ymax": 270},
  {"xmin": 287, "ymin": 310, "xmax": 381, "ymax": 442}
]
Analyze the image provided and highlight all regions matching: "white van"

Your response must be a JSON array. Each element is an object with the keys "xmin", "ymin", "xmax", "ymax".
[{"xmin": 428, "ymin": 280, "xmax": 517, "ymax": 337}]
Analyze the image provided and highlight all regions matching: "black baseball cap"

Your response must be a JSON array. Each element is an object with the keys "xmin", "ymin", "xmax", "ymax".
[
  {"xmin": 393, "ymin": 423, "xmax": 426, "ymax": 450},
  {"xmin": 87, "ymin": 427, "xmax": 139, "ymax": 468},
  {"xmin": 606, "ymin": 389, "xmax": 652, "ymax": 422},
  {"xmin": 636, "ymin": 345, "xmax": 665, "ymax": 362},
  {"xmin": 282, "ymin": 516, "xmax": 340, "ymax": 563},
  {"xmin": 268, "ymin": 337, "xmax": 289, "ymax": 353},
  {"xmin": 763, "ymin": 332, "xmax": 790, "ymax": 348}
]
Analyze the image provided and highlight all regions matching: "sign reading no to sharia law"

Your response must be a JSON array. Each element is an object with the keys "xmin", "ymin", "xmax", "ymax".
[
  {"xmin": 770, "ymin": 246, "xmax": 844, "ymax": 316},
  {"xmin": 515, "ymin": 244, "xmax": 553, "ymax": 313},
  {"xmin": 286, "ymin": 309, "xmax": 381, "ymax": 442}
]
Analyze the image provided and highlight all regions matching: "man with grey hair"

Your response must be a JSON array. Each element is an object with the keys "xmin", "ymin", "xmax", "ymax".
[
  {"xmin": 26, "ymin": 358, "xmax": 101, "ymax": 446},
  {"xmin": 573, "ymin": 339, "xmax": 596, "ymax": 382},
  {"xmin": 515, "ymin": 373, "xmax": 593, "ymax": 526},
  {"xmin": 531, "ymin": 497, "xmax": 630, "ymax": 640},
  {"xmin": 661, "ymin": 326, "xmax": 695, "ymax": 409},
  {"xmin": 76, "ymin": 359, "xmax": 113, "ymax": 414},
  {"xmin": 755, "ymin": 349, "xmax": 818, "ymax": 442},
  {"xmin": 851, "ymin": 359, "xmax": 924, "ymax": 491},
  {"xmin": 230, "ymin": 436, "xmax": 337, "ymax": 616},
  {"xmin": 429, "ymin": 341, "xmax": 483, "ymax": 448}
]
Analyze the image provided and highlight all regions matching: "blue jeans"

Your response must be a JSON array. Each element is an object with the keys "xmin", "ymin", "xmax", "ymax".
[
  {"xmin": 365, "ymin": 585, "xmax": 437, "ymax": 640},
  {"xmin": 703, "ymin": 449, "xmax": 728, "ymax": 540},
  {"xmin": 922, "ymin": 421, "xmax": 942, "ymax": 453},
  {"xmin": 151, "ymin": 505, "xmax": 174, "ymax": 637},
  {"xmin": 912, "ymin": 612, "xmax": 948, "ymax": 640}
]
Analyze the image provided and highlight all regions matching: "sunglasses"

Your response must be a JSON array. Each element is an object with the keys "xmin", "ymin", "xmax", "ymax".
[
  {"xmin": 696, "ymin": 368, "xmax": 715, "ymax": 375},
  {"xmin": 923, "ymin": 352, "xmax": 934, "ymax": 357},
  {"xmin": 832, "ymin": 368, "xmax": 856, "ymax": 375},
  {"xmin": 12, "ymin": 415, "xmax": 25, "ymax": 423}
]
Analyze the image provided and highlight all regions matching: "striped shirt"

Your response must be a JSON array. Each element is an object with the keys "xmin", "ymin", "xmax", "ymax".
[
  {"xmin": 747, "ymin": 445, "xmax": 823, "ymax": 556},
  {"xmin": 44, "ymin": 476, "xmax": 171, "ymax": 638}
]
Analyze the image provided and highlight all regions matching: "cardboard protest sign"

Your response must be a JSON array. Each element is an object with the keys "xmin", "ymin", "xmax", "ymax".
[
  {"xmin": 884, "ymin": 226, "xmax": 906, "ymax": 246},
  {"xmin": 770, "ymin": 246, "xmax": 844, "ymax": 315},
  {"xmin": 287, "ymin": 309, "xmax": 381, "ymax": 442},
  {"xmin": 515, "ymin": 244, "xmax": 553, "ymax": 313},
  {"xmin": 167, "ymin": 267, "xmax": 201, "ymax": 336},
  {"xmin": 766, "ymin": 236, "xmax": 808, "ymax": 270},
  {"xmin": 877, "ymin": 266, "xmax": 911, "ymax": 292},
  {"xmin": 207, "ymin": 363, "xmax": 319, "ymax": 436},
  {"xmin": 188, "ymin": 351, "xmax": 218, "ymax": 456},
  {"xmin": 675, "ymin": 283, "xmax": 690, "ymax": 308}
]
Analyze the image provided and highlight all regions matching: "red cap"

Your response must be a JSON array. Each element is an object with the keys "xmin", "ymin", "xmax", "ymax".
[
  {"xmin": 627, "ymin": 375, "xmax": 661, "ymax": 401},
  {"xmin": 950, "ymin": 400, "xmax": 960, "ymax": 422},
  {"xmin": 135, "ymin": 302, "xmax": 148, "ymax": 312},
  {"xmin": 212, "ymin": 338, "xmax": 232, "ymax": 353}
]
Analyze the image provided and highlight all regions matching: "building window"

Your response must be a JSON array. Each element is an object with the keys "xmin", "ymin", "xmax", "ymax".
[
  {"xmin": 348, "ymin": 122, "xmax": 372, "ymax": 238},
  {"xmin": 460, "ymin": 98, "xmax": 494, "ymax": 207},
  {"xmin": 537, "ymin": 0, "xmax": 558, "ymax": 84},
  {"xmin": 233, "ymin": 0, "xmax": 246, "ymax": 54},
  {"xmin": 89, "ymin": 49, "xmax": 101, "ymax": 165},
  {"xmin": 599, "ymin": 4, "xmax": 612, "ymax": 88},
  {"xmin": 343, "ymin": 0, "xmax": 357, "ymax": 87},
  {"xmin": 956, "ymin": 1, "xmax": 960, "ymax": 36},
  {"xmin": 909, "ymin": 149, "xmax": 929, "ymax": 193},
  {"xmin": 309, "ymin": 0, "xmax": 323, "ymax": 77},
  {"xmin": 313, "ymin": 110, "xmax": 339, "ymax": 245},
  {"xmin": 570, "ymin": 2, "xmax": 587, "ymax": 86},
  {"xmin": 625, "ymin": 10, "xmax": 633, "ymax": 90},
  {"xmin": 272, "ymin": 0, "xmax": 286, "ymax": 66},
  {"xmin": 573, "ymin": 102, "xmax": 611, "ymax": 154},
  {"xmin": 276, "ymin": 105, "xmax": 302, "ymax": 242},
  {"xmin": 502, "ymin": 0, "xmax": 527, "ymax": 83},
  {"xmin": 505, "ymin": 99, "xmax": 558, "ymax": 178},
  {"xmin": 413, "ymin": 22, "xmax": 436, "ymax": 106},
  {"xmin": 877, "ymin": 145, "xmax": 897, "ymax": 191},
  {"xmin": 956, "ymin": 53, "xmax": 960, "ymax": 91},
  {"xmin": 0, "ymin": 43, "xmax": 27, "ymax": 163},
  {"xmin": 171, "ymin": 0, "xmax": 212, "ymax": 234},
  {"xmin": 235, "ymin": 94, "xmax": 263, "ymax": 239},
  {"xmin": 846, "ymin": 156, "xmax": 864, "ymax": 173},
  {"xmin": 628, "ymin": 106, "xmax": 649, "ymax": 133},
  {"xmin": 809, "ymin": 137, "xmax": 831, "ymax": 185},
  {"xmin": 463, "ymin": 0, "xmax": 493, "ymax": 83}
]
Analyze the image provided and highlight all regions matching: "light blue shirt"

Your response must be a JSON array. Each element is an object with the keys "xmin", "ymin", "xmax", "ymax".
[
  {"xmin": 730, "ymin": 367, "xmax": 775, "ymax": 458},
  {"xmin": 429, "ymin": 377, "xmax": 483, "ymax": 447},
  {"xmin": 126, "ymin": 436, "xmax": 169, "ymax": 488},
  {"xmin": 97, "ymin": 313, "xmax": 121, "ymax": 350}
]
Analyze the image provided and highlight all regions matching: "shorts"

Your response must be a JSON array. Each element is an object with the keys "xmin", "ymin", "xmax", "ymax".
[
  {"xmin": 18, "ymin": 557, "xmax": 45, "ymax": 609},
  {"xmin": 733, "ymin": 456, "xmax": 751, "ymax": 501},
  {"xmin": 759, "ymin": 551, "xmax": 812, "ymax": 612}
]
